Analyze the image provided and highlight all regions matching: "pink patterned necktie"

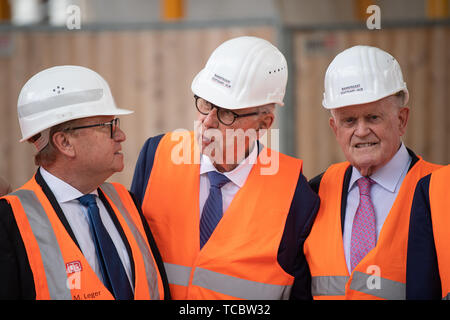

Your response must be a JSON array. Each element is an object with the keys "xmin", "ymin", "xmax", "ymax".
[{"xmin": 350, "ymin": 177, "xmax": 376, "ymax": 272}]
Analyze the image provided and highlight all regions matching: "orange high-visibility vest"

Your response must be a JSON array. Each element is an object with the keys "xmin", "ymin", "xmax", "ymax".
[
  {"xmin": 428, "ymin": 165, "xmax": 450, "ymax": 300},
  {"xmin": 142, "ymin": 132, "xmax": 301, "ymax": 299},
  {"xmin": 2, "ymin": 176, "xmax": 165, "ymax": 300},
  {"xmin": 304, "ymin": 158, "xmax": 441, "ymax": 300}
]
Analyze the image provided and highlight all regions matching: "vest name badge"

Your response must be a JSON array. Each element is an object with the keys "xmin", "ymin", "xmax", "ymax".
[{"xmin": 66, "ymin": 261, "xmax": 82, "ymax": 274}]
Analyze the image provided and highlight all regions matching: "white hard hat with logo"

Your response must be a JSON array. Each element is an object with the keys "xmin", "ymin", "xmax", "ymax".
[
  {"xmin": 191, "ymin": 36, "xmax": 288, "ymax": 110},
  {"xmin": 322, "ymin": 45, "xmax": 409, "ymax": 109},
  {"xmin": 17, "ymin": 65, "xmax": 133, "ymax": 151}
]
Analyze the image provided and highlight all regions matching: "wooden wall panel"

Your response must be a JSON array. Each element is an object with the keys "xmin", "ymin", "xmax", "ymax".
[
  {"xmin": 1, "ymin": 24, "xmax": 447, "ymax": 191},
  {"xmin": 0, "ymin": 26, "xmax": 274, "ymax": 190},
  {"xmin": 293, "ymin": 26, "xmax": 450, "ymax": 179}
]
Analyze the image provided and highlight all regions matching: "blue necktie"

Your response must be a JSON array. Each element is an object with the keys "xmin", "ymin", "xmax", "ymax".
[
  {"xmin": 78, "ymin": 194, "xmax": 133, "ymax": 300},
  {"xmin": 200, "ymin": 171, "xmax": 230, "ymax": 249}
]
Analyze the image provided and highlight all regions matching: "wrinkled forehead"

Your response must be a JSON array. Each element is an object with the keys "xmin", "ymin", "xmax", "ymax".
[{"xmin": 330, "ymin": 96, "xmax": 397, "ymax": 118}]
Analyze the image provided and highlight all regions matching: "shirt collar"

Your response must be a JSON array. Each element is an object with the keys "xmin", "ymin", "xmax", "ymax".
[
  {"xmin": 349, "ymin": 142, "xmax": 412, "ymax": 193},
  {"xmin": 200, "ymin": 141, "xmax": 259, "ymax": 188},
  {"xmin": 39, "ymin": 167, "xmax": 98, "ymax": 203}
]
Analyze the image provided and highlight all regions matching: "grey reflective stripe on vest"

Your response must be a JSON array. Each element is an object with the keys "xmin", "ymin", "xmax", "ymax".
[
  {"xmin": 443, "ymin": 293, "xmax": 450, "ymax": 300},
  {"xmin": 164, "ymin": 262, "xmax": 191, "ymax": 287},
  {"xmin": 100, "ymin": 183, "xmax": 160, "ymax": 300},
  {"xmin": 164, "ymin": 262, "xmax": 292, "ymax": 300},
  {"xmin": 11, "ymin": 190, "xmax": 72, "ymax": 300},
  {"xmin": 193, "ymin": 267, "xmax": 292, "ymax": 300},
  {"xmin": 311, "ymin": 273, "xmax": 406, "ymax": 300},
  {"xmin": 311, "ymin": 276, "xmax": 349, "ymax": 296},
  {"xmin": 350, "ymin": 271, "xmax": 406, "ymax": 300}
]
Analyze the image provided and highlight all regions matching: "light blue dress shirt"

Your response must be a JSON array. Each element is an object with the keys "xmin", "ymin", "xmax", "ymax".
[
  {"xmin": 343, "ymin": 143, "xmax": 412, "ymax": 274},
  {"xmin": 199, "ymin": 141, "xmax": 258, "ymax": 217}
]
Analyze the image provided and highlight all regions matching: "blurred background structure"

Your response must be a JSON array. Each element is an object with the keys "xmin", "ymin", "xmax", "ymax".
[{"xmin": 0, "ymin": 0, "xmax": 449, "ymax": 189}]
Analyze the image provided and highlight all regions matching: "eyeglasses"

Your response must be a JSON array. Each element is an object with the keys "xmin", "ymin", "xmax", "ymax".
[
  {"xmin": 194, "ymin": 95, "xmax": 260, "ymax": 126},
  {"xmin": 63, "ymin": 118, "xmax": 120, "ymax": 139}
]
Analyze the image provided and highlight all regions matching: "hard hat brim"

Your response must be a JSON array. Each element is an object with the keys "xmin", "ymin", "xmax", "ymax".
[
  {"xmin": 19, "ymin": 106, "xmax": 134, "ymax": 142},
  {"xmin": 322, "ymin": 88, "xmax": 409, "ymax": 109}
]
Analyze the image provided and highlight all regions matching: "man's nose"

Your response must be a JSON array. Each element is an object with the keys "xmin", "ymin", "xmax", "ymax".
[
  {"xmin": 354, "ymin": 120, "xmax": 371, "ymax": 137},
  {"xmin": 113, "ymin": 127, "xmax": 126, "ymax": 142},
  {"xmin": 201, "ymin": 108, "xmax": 220, "ymax": 128}
]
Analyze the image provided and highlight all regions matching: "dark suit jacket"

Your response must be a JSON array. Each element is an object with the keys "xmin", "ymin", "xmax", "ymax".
[
  {"xmin": 0, "ymin": 168, "xmax": 170, "ymax": 300},
  {"xmin": 406, "ymin": 173, "xmax": 442, "ymax": 299}
]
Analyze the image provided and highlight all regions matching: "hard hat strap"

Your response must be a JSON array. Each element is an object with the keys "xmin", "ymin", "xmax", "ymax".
[{"xmin": 32, "ymin": 128, "xmax": 50, "ymax": 152}]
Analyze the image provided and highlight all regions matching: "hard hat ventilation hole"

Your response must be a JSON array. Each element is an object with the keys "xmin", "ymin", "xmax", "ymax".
[
  {"xmin": 268, "ymin": 67, "xmax": 285, "ymax": 75},
  {"xmin": 52, "ymin": 86, "xmax": 65, "ymax": 94}
]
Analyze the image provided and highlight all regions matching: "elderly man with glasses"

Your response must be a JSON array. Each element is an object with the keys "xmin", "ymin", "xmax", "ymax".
[
  {"xmin": 131, "ymin": 36, "xmax": 320, "ymax": 300},
  {"xmin": 0, "ymin": 66, "xmax": 169, "ymax": 300}
]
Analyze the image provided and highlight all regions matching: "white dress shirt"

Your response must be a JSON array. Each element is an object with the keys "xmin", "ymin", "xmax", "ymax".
[
  {"xmin": 199, "ymin": 142, "xmax": 259, "ymax": 216},
  {"xmin": 343, "ymin": 143, "xmax": 412, "ymax": 273},
  {"xmin": 39, "ymin": 168, "xmax": 134, "ymax": 289}
]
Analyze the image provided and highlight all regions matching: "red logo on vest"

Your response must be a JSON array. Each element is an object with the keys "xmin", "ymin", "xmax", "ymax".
[{"xmin": 66, "ymin": 261, "xmax": 82, "ymax": 274}]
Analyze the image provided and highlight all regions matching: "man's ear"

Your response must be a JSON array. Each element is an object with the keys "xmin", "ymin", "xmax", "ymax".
[
  {"xmin": 52, "ymin": 131, "xmax": 76, "ymax": 158},
  {"xmin": 259, "ymin": 112, "xmax": 274, "ymax": 130},
  {"xmin": 398, "ymin": 107, "xmax": 409, "ymax": 136},
  {"xmin": 256, "ymin": 112, "xmax": 275, "ymax": 140},
  {"xmin": 329, "ymin": 116, "xmax": 338, "ymax": 137}
]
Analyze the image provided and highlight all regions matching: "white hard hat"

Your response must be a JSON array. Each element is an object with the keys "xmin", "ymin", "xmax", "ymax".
[
  {"xmin": 18, "ymin": 65, "xmax": 133, "ymax": 150},
  {"xmin": 191, "ymin": 36, "xmax": 287, "ymax": 110},
  {"xmin": 322, "ymin": 45, "xmax": 409, "ymax": 109}
]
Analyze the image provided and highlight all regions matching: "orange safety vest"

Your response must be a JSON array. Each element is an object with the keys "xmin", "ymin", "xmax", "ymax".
[
  {"xmin": 2, "ymin": 176, "xmax": 165, "ymax": 300},
  {"xmin": 304, "ymin": 158, "xmax": 441, "ymax": 300},
  {"xmin": 142, "ymin": 132, "xmax": 301, "ymax": 299},
  {"xmin": 428, "ymin": 165, "xmax": 450, "ymax": 300}
]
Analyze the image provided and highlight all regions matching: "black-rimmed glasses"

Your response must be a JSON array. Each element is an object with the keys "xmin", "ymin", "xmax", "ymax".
[
  {"xmin": 63, "ymin": 118, "xmax": 120, "ymax": 139},
  {"xmin": 194, "ymin": 95, "xmax": 260, "ymax": 126}
]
